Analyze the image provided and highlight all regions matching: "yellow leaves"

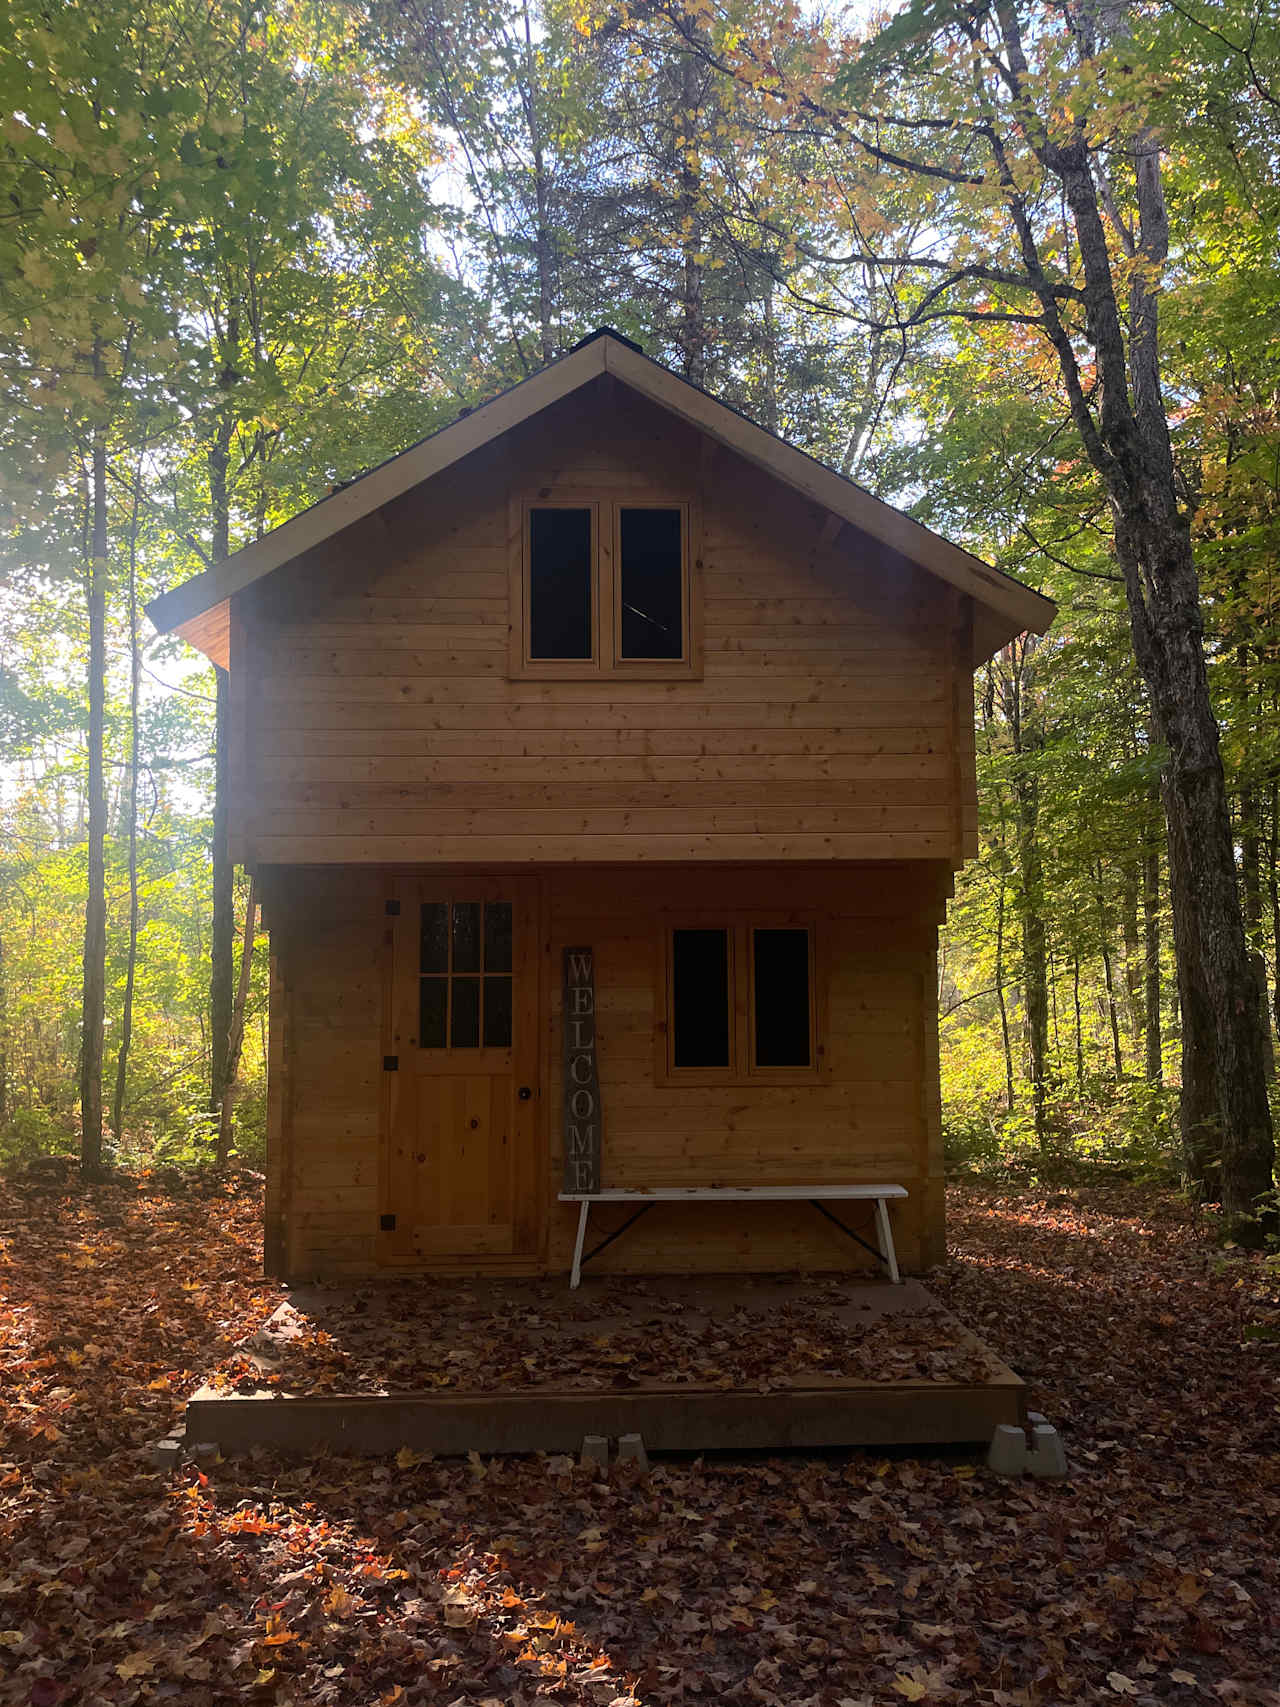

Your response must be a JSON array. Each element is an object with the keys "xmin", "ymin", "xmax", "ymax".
[
  {"xmin": 442, "ymin": 1586, "xmax": 478, "ymax": 1629},
  {"xmin": 322, "ymin": 1583, "xmax": 358, "ymax": 1619},
  {"xmin": 1175, "ymin": 1573, "xmax": 1207, "ymax": 1605},
  {"xmin": 261, "ymin": 1613, "xmax": 296, "ymax": 1646},
  {"xmin": 115, "ymin": 1651, "xmax": 155, "ymax": 1679},
  {"xmin": 892, "ymin": 1674, "xmax": 928, "ymax": 1701},
  {"xmin": 1106, "ymin": 1674, "xmax": 1140, "ymax": 1696},
  {"xmin": 0, "ymin": 1631, "xmax": 25, "ymax": 1650},
  {"xmin": 395, "ymin": 1445, "xmax": 427, "ymax": 1469}
]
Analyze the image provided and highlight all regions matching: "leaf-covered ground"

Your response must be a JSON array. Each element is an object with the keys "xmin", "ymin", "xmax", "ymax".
[
  {"xmin": 0, "ymin": 1168, "xmax": 1277, "ymax": 1707},
  {"xmin": 214, "ymin": 1274, "xmax": 1003, "ymax": 1396}
]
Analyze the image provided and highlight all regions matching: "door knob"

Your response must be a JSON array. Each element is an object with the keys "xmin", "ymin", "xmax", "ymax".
[{"xmin": 518, "ymin": 1086, "xmax": 533, "ymax": 1100}]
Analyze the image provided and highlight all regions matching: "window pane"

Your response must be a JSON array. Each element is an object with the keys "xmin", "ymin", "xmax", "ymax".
[
  {"xmin": 484, "ymin": 976, "xmax": 513, "ymax": 1047},
  {"xmin": 753, "ymin": 929, "xmax": 811, "ymax": 1067},
  {"xmin": 420, "ymin": 902, "xmax": 448, "ymax": 974},
  {"xmin": 451, "ymin": 977, "xmax": 480, "ymax": 1048},
  {"xmin": 484, "ymin": 901, "xmax": 512, "ymax": 972},
  {"xmin": 452, "ymin": 901, "xmax": 480, "ymax": 972},
  {"xmin": 419, "ymin": 977, "xmax": 447, "ymax": 1049},
  {"xmin": 671, "ymin": 929, "xmax": 730, "ymax": 1067},
  {"xmin": 530, "ymin": 507, "xmax": 592, "ymax": 659},
  {"xmin": 620, "ymin": 508, "xmax": 683, "ymax": 660}
]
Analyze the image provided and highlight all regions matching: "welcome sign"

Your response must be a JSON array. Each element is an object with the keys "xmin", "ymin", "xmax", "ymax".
[{"xmin": 562, "ymin": 947, "xmax": 602, "ymax": 1193}]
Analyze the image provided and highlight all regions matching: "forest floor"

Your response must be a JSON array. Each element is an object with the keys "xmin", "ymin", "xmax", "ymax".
[{"xmin": 0, "ymin": 1170, "xmax": 1277, "ymax": 1707}]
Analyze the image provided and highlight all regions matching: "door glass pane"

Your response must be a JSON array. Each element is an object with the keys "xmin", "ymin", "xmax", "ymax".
[
  {"xmin": 753, "ymin": 929, "xmax": 811, "ymax": 1067},
  {"xmin": 671, "ymin": 928, "xmax": 731, "ymax": 1067},
  {"xmin": 420, "ymin": 902, "xmax": 448, "ymax": 974},
  {"xmin": 451, "ymin": 977, "xmax": 480, "ymax": 1048},
  {"xmin": 419, "ymin": 977, "xmax": 447, "ymax": 1049},
  {"xmin": 530, "ymin": 507, "xmax": 592, "ymax": 659},
  {"xmin": 620, "ymin": 507, "xmax": 683, "ymax": 660},
  {"xmin": 484, "ymin": 901, "xmax": 512, "ymax": 972},
  {"xmin": 452, "ymin": 902, "xmax": 481, "ymax": 973},
  {"xmin": 484, "ymin": 975, "xmax": 513, "ymax": 1047}
]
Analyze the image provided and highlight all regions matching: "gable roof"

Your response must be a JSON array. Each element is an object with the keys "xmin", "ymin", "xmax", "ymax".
[{"xmin": 146, "ymin": 328, "xmax": 1054, "ymax": 666}]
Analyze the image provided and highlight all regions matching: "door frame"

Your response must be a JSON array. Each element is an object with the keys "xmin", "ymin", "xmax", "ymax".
[{"xmin": 378, "ymin": 870, "xmax": 546, "ymax": 1272}]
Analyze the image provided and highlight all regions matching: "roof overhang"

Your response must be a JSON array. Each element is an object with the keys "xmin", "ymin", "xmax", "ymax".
[{"xmin": 147, "ymin": 330, "xmax": 1054, "ymax": 668}]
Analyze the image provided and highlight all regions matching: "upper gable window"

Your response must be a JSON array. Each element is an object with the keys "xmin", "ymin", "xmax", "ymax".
[
  {"xmin": 529, "ymin": 507, "xmax": 593, "ymax": 660},
  {"xmin": 618, "ymin": 507, "xmax": 683, "ymax": 660},
  {"xmin": 513, "ymin": 495, "xmax": 695, "ymax": 678}
]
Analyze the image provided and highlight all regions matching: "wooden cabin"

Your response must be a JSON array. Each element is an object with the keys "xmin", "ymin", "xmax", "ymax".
[{"xmin": 149, "ymin": 330, "xmax": 1053, "ymax": 1285}]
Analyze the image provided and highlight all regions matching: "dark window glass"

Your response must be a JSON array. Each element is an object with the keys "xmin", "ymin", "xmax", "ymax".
[
  {"xmin": 753, "ymin": 929, "xmax": 811, "ymax": 1067},
  {"xmin": 671, "ymin": 929, "xmax": 731, "ymax": 1067},
  {"xmin": 420, "ymin": 977, "xmax": 447, "ymax": 1049},
  {"xmin": 451, "ymin": 901, "xmax": 480, "ymax": 973},
  {"xmin": 620, "ymin": 508, "xmax": 683, "ymax": 660},
  {"xmin": 484, "ymin": 901, "xmax": 512, "ymax": 972},
  {"xmin": 530, "ymin": 507, "xmax": 592, "ymax": 659},
  {"xmin": 451, "ymin": 978, "xmax": 480, "ymax": 1048},
  {"xmin": 484, "ymin": 976, "xmax": 513, "ymax": 1047},
  {"xmin": 420, "ymin": 897, "xmax": 516, "ymax": 1050},
  {"xmin": 420, "ymin": 902, "xmax": 448, "ymax": 974}
]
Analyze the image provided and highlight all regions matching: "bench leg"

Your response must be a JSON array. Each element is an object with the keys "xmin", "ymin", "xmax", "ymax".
[
  {"xmin": 569, "ymin": 1201, "xmax": 590, "ymax": 1289},
  {"xmin": 873, "ymin": 1197, "xmax": 901, "ymax": 1284}
]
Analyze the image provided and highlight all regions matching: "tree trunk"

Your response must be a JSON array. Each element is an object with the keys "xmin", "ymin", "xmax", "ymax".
[
  {"xmin": 209, "ymin": 410, "xmax": 235, "ymax": 1119},
  {"xmin": 1072, "ymin": 948, "xmax": 1084, "ymax": 1092},
  {"xmin": 111, "ymin": 475, "xmax": 143, "ymax": 1143},
  {"xmin": 1095, "ymin": 869, "xmax": 1124, "ymax": 1080},
  {"xmin": 676, "ymin": 43, "xmax": 706, "ymax": 385},
  {"xmin": 79, "ymin": 411, "xmax": 108, "ymax": 1180},
  {"xmin": 1006, "ymin": 642, "xmax": 1048, "ymax": 1143},
  {"xmin": 519, "ymin": 0, "xmax": 555, "ymax": 364},
  {"xmin": 1017, "ymin": 781, "xmax": 1049, "ymax": 1143},
  {"xmin": 1048, "ymin": 126, "xmax": 1275, "ymax": 1232},
  {"xmin": 216, "ymin": 879, "xmax": 257, "ymax": 1167},
  {"xmin": 1120, "ymin": 858, "xmax": 1144, "ymax": 1063},
  {"xmin": 1142, "ymin": 821, "xmax": 1163, "ymax": 1085},
  {"xmin": 994, "ymin": 863, "xmax": 1015, "ymax": 1112},
  {"xmin": 1164, "ymin": 779, "xmax": 1221, "ymax": 1192}
]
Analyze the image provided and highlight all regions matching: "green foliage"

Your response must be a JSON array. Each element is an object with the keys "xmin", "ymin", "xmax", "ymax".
[
  {"xmin": 0, "ymin": 1106, "xmax": 77, "ymax": 1169},
  {"xmin": 2, "ymin": 0, "xmax": 1280, "ymax": 1200}
]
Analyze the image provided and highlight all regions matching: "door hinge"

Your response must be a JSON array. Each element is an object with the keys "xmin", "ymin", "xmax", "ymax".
[
  {"xmin": 385, "ymin": 899, "xmax": 400, "ymax": 916},
  {"xmin": 380, "ymin": 1213, "xmax": 396, "ymax": 1232},
  {"xmin": 383, "ymin": 1054, "xmax": 398, "ymax": 1071}
]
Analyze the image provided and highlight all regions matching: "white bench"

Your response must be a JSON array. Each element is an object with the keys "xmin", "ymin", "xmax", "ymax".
[{"xmin": 557, "ymin": 1184, "xmax": 907, "ymax": 1289}]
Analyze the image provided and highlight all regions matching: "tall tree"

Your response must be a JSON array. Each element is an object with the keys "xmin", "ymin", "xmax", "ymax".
[{"xmin": 667, "ymin": 0, "xmax": 1275, "ymax": 1230}]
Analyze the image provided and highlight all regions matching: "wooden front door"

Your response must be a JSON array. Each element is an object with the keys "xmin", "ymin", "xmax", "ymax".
[{"xmin": 381, "ymin": 878, "xmax": 540, "ymax": 1265}]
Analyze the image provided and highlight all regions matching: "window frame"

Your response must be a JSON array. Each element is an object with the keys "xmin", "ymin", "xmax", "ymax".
[
  {"xmin": 656, "ymin": 914, "xmax": 824, "ymax": 1087},
  {"xmin": 413, "ymin": 891, "xmax": 517, "ymax": 1074},
  {"xmin": 509, "ymin": 488, "xmax": 699, "ymax": 680}
]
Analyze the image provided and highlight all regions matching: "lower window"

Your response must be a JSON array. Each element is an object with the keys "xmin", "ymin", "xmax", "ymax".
[
  {"xmin": 419, "ymin": 899, "xmax": 513, "ymax": 1050},
  {"xmin": 666, "ymin": 922, "xmax": 816, "ymax": 1078}
]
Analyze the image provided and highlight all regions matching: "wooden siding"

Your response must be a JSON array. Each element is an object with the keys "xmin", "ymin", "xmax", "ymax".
[
  {"xmin": 263, "ymin": 863, "xmax": 948, "ymax": 1282},
  {"xmin": 236, "ymin": 383, "xmax": 976, "ymax": 867}
]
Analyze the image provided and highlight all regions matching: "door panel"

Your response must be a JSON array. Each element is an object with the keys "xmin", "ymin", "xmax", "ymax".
[{"xmin": 381, "ymin": 879, "xmax": 539, "ymax": 1265}]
